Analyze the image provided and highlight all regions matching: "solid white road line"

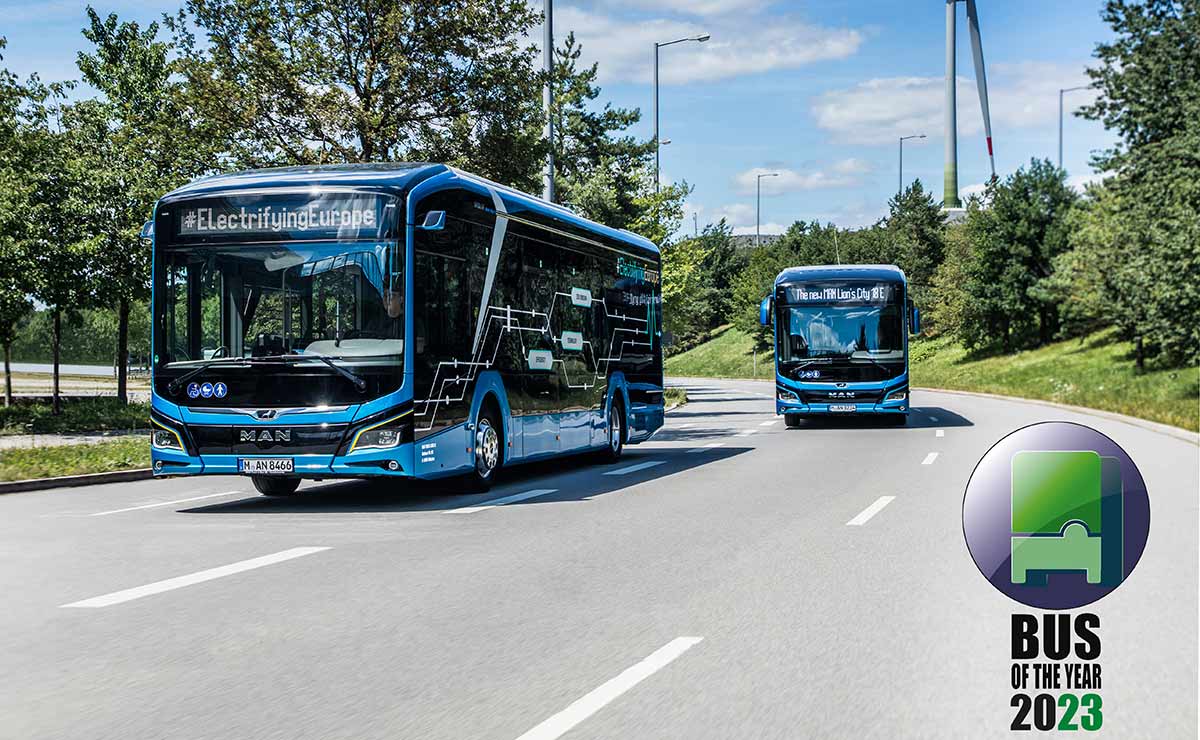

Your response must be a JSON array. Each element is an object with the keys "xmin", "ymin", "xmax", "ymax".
[
  {"xmin": 60, "ymin": 547, "xmax": 330, "ymax": 608},
  {"xmin": 604, "ymin": 460, "xmax": 666, "ymax": 476},
  {"xmin": 90, "ymin": 491, "xmax": 245, "ymax": 517},
  {"xmin": 921, "ymin": 452, "xmax": 940, "ymax": 465},
  {"xmin": 687, "ymin": 443, "xmax": 725, "ymax": 454},
  {"xmin": 676, "ymin": 423, "xmax": 695, "ymax": 429},
  {"xmin": 446, "ymin": 489, "xmax": 559, "ymax": 514},
  {"xmin": 759, "ymin": 419, "xmax": 779, "ymax": 426},
  {"xmin": 846, "ymin": 496, "xmax": 896, "ymax": 526},
  {"xmin": 936, "ymin": 429, "xmax": 945, "ymax": 438},
  {"xmin": 514, "ymin": 636, "xmax": 704, "ymax": 740}
]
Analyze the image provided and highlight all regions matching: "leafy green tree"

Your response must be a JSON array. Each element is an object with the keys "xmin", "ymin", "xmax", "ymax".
[
  {"xmin": 731, "ymin": 235, "xmax": 801, "ymax": 349},
  {"xmin": 166, "ymin": 0, "xmax": 546, "ymax": 189},
  {"xmin": 1077, "ymin": 0, "xmax": 1200, "ymax": 366},
  {"xmin": 76, "ymin": 8, "xmax": 215, "ymax": 402},
  {"xmin": 0, "ymin": 39, "xmax": 35, "ymax": 405},
  {"xmin": 885, "ymin": 179, "xmax": 946, "ymax": 309},
  {"xmin": 928, "ymin": 222, "xmax": 977, "ymax": 339},
  {"xmin": 954, "ymin": 159, "xmax": 1078, "ymax": 352}
]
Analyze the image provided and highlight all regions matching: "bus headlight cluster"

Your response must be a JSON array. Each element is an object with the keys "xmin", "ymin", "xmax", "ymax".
[
  {"xmin": 885, "ymin": 389, "xmax": 908, "ymax": 402},
  {"xmin": 151, "ymin": 424, "xmax": 184, "ymax": 450},
  {"xmin": 777, "ymin": 389, "xmax": 799, "ymax": 402},
  {"xmin": 350, "ymin": 415, "xmax": 408, "ymax": 451}
]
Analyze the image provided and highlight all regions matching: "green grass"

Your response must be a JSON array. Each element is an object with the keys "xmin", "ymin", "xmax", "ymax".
[
  {"xmin": 0, "ymin": 398, "xmax": 151, "ymax": 436},
  {"xmin": 910, "ymin": 331, "xmax": 1198, "ymax": 432},
  {"xmin": 0, "ymin": 437, "xmax": 149, "ymax": 482},
  {"xmin": 663, "ymin": 386, "xmax": 688, "ymax": 409},
  {"xmin": 665, "ymin": 325, "xmax": 1199, "ymax": 432},
  {"xmin": 664, "ymin": 325, "xmax": 775, "ymax": 380}
]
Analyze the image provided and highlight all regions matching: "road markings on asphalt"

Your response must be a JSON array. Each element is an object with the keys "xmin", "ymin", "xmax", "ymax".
[
  {"xmin": 604, "ymin": 460, "xmax": 666, "ymax": 476},
  {"xmin": 446, "ymin": 489, "xmax": 559, "ymax": 514},
  {"xmin": 687, "ymin": 443, "xmax": 725, "ymax": 454},
  {"xmin": 846, "ymin": 496, "xmax": 896, "ymax": 526},
  {"xmin": 60, "ymin": 547, "xmax": 330, "ymax": 608},
  {"xmin": 936, "ymin": 429, "xmax": 945, "ymax": 438},
  {"xmin": 676, "ymin": 423, "xmax": 695, "ymax": 429},
  {"xmin": 759, "ymin": 419, "xmax": 779, "ymax": 426},
  {"xmin": 736, "ymin": 428, "xmax": 758, "ymax": 437},
  {"xmin": 89, "ymin": 490, "xmax": 245, "ymax": 517},
  {"xmin": 514, "ymin": 636, "xmax": 703, "ymax": 740},
  {"xmin": 922, "ymin": 452, "xmax": 940, "ymax": 465}
]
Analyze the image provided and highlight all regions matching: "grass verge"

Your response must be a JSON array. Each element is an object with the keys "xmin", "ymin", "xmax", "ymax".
[
  {"xmin": 664, "ymin": 325, "xmax": 1199, "ymax": 431},
  {"xmin": 0, "ymin": 437, "xmax": 149, "ymax": 482},
  {"xmin": 0, "ymin": 398, "xmax": 151, "ymax": 436},
  {"xmin": 663, "ymin": 387, "xmax": 688, "ymax": 409}
]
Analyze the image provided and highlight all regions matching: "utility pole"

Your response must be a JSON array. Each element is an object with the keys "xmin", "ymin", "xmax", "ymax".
[
  {"xmin": 653, "ymin": 33, "xmax": 709, "ymax": 193},
  {"xmin": 542, "ymin": 0, "xmax": 554, "ymax": 202},
  {"xmin": 756, "ymin": 172, "xmax": 779, "ymax": 248}
]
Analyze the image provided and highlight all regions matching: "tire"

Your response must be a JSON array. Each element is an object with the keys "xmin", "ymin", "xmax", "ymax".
[
  {"xmin": 597, "ymin": 399, "xmax": 626, "ymax": 463},
  {"xmin": 252, "ymin": 476, "xmax": 301, "ymax": 496},
  {"xmin": 885, "ymin": 413, "xmax": 908, "ymax": 426},
  {"xmin": 464, "ymin": 406, "xmax": 502, "ymax": 492},
  {"xmin": 784, "ymin": 413, "xmax": 803, "ymax": 429}
]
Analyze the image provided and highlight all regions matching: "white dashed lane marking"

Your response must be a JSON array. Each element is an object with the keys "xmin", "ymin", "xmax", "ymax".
[
  {"xmin": 936, "ymin": 429, "xmax": 945, "ymax": 437},
  {"xmin": 604, "ymin": 460, "xmax": 666, "ymax": 476},
  {"xmin": 759, "ymin": 419, "xmax": 779, "ymax": 426},
  {"xmin": 846, "ymin": 496, "xmax": 896, "ymax": 526},
  {"xmin": 90, "ymin": 491, "xmax": 245, "ymax": 517},
  {"xmin": 687, "ymin": 443, "xmax": 724, "ymax": 454},
  {"xmin": 922, "ymin": 452, "xmax": 940, "ymax": 465},
  {"xmin": 446, "ymin": 489, "xmax": 559, "ymax": 514}
]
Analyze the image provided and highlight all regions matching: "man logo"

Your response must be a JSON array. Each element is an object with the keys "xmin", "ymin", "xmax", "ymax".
[{"xmin": 240, "ymin": 429, "xmax": 292, "ymax": 443}]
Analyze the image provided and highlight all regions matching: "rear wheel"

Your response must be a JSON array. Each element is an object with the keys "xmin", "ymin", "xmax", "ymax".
[
  {"xmin": 784, "ymin": 414, "xmax": 803, "ymax": 429},
  {"xmin": 597, "ymin": 400, "xmax": 625, "ymax": 462},
  {"xmin": 252, "ymin": 476, "xmax": 301, "ymax": 496},
  {"xmin": 464, "ymin": 407, "xmax": 502, "ymax": 492}
]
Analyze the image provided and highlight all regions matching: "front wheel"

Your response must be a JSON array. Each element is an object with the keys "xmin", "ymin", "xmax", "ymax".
[
  {"xmin": 463, "ymin": 410, "xmax": 502, "ymax": 492},
  {"xmin": 784, "ymin": 414, "xmax": 803, "ymax": 429},
  {"xmin": 252, "ymin": 476, "xmax": 301, "ymax": 496}
]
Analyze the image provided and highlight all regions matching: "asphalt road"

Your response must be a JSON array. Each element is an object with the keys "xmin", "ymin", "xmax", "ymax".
[{"xmin": 1, "ymin": 379, "xmax": 1196, "ymax": 739}]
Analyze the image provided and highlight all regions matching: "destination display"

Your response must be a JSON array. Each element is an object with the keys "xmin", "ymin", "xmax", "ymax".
[
  {"xmin": 172, "ymin": 193, "xmax": 390, "ymax": 243},
  {"xmin": 784, "ymin": 282, "xmax": 898, "ymax": 305}
]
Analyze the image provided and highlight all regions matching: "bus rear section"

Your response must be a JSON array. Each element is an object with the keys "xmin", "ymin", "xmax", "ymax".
[{"xmin": 760, "ymin": 265, "xmax": 919, "ymax": 427}]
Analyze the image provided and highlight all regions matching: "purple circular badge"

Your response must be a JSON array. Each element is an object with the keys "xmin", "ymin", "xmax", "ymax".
[{"xmin": 962, "ymin": 421, "xmax": 1150, "ymax": 610}]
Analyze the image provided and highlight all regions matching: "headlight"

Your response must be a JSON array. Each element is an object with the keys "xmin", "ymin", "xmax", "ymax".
[
  {"xmin": 778, "ymin": 389, "xmax": 798, "ymax": 402},
  {"xmin": 349, "ymin": 414, "xmax": 409, "ymax": 451},
  {"xmin": 151, "ymin": 423, "xmax": 183, "ymax": 450},
  {"xmin": 885, "ymin": 389, "xmax": 908, "ymax": 402}
]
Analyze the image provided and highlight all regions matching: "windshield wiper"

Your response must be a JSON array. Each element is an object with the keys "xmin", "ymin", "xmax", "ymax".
[
  {"xmin": 288, "ymin": 353, "xmax": 368, "ymax": 392},
  {"xmin": 166, "ymin": 358, "xmax": 249, "ymax": 395}
]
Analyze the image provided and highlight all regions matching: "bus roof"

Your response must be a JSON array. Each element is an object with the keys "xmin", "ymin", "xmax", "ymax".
[
  {"xmin": 774, "ymin": 264, "xmax": 906, "ymax": 286},
  {"xmin": 161, "ymin": 163, "xmax": 659, "ymax": 257}
]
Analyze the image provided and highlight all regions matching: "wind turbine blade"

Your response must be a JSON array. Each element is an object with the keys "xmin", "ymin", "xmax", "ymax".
[{"xmin": 966, "ymin": 0, "xmax": 995, "ymax": 180}]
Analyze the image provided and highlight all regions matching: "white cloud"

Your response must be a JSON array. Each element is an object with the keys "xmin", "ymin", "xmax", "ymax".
[
  {"xmin": 1067, "ymin": 172, "xmax": 1108, "ymax": 193},
  {"xmin": 554, "ymin": 6, "xmax": 863, "ymax": 85},
  {"xmin": 812, "ymin": 62, "xmax": 1099, "ymax": 146},
  {"xmin": 961, "ymin": 182, "xmax": 989, "ymax": 199},
  {"xmin": 733, "ymin": 161, "xmax": 873, "ymax": 196}
]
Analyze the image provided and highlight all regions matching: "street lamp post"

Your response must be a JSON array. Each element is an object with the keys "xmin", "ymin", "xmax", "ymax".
[
  {"xmin": 898, "ymin": 134, "xmax": 926, "ymax": 198},
  {"xmin": 1059, "ymin": 86, "xmax": 1088, "ymax": 171},
  {"xmin": 542, "ymin": 0, "xmax": 554, "ymax": 202},
  {"xmin": 653, "ymin": 33, "xmax": 709, "ymax": 193},
  {"xmin": 756, "ymin": 172, "xmax": 779, "ymax": 248}
]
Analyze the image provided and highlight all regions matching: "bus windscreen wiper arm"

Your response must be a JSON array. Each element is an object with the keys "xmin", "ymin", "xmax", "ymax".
[
  {"xmin": 167, "ymin": 358, "xmax": 247, "ymax": 395},
  {"xmin": 303, "ymin": 354, "xmax": 367, "ymax": 392}
]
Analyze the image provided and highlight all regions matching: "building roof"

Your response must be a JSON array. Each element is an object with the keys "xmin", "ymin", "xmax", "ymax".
[
  {"xmin": 161, "ymin": 163, "xmax": 658, "ymax": 256},
  {"xmin": 775, "ymin": 264, "xmax": 906, "ymax": 285}
]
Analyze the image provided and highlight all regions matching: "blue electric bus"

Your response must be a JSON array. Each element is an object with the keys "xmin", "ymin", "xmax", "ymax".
[
  {"xmin": 759, "ymin": 265, "xmax": 919, "ymax": 427},
  {"xmin": 147, "ymin": 163, "xmax": 664, "ymax": 495}
]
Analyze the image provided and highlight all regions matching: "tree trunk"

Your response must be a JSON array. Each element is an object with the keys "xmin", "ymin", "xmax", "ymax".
[
  {"xmin": 3, "ymin": 342, "xmax": 11, "ymax": 408},
  {"xmin": 116, "ymin": 297, "xmax": 129, "ymax": 404},
  {"xmin": 1135, "ymin": 336, "xmax": 1145, "ymax": 372},
  {"xmin": 52, "ymin": 309, "xmax": 61, "ymax": 416}
]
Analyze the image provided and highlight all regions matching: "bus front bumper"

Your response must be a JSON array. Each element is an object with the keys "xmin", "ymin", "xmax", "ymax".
[
  {"xmin": 151, "ymin": 444, "xmax": 416, "ymax": 479},
  {"xmin": 775, "ymin": 389, "xmax": 909, "ymax": 416}
]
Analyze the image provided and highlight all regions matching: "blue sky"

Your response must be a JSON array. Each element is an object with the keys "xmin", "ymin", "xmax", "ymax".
[{"xmin": 0, "ymin": 0, "xmax": 1117, "ymax": 235}]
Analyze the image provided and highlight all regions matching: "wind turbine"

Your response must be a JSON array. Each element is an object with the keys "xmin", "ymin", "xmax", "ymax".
[{"xmin": 944, "ymin": 0, "xmax": 995, "ymax": 209}]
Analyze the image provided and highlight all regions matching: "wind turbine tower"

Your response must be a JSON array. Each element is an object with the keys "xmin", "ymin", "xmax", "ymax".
[{"xmin": 944, "ymin": 0, "xmax": 995, "ymax": 210}]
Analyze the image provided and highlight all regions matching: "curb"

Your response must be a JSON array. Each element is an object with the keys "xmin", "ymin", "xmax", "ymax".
[{"xmin": 0, "ymin": 468, "xmax": 153, "ymax": 495}]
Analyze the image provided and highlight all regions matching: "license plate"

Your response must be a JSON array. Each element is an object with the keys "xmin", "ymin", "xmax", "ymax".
[
  {"xmin": 829, "ymin": 405, "xmax": 857, "ymax": 413},
  {"xmin": 239, "ymin": 458, "xmax": 294, "ymax": 475}
]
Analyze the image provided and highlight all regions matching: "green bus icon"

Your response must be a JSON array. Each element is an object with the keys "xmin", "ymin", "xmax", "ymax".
[{"xmin": 1010, "ymin": 451, "xmax": 1123, "ymax": 586}]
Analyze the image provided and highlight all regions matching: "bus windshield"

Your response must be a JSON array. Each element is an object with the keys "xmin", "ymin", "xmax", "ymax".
[
  {"xmin": 153, "ymin": 240, "xmax": 404, "ymax": 404},
  {"xmin": 777, "ymin": 280, "xmax": 905, "ymax": 382}
]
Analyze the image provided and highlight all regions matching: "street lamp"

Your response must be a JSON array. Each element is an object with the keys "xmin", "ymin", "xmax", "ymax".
[
  {"xmin": 654, "ymin": 33, "xmax": 710, "ymax": 193},
  {"xmin": 899, "ymin": 134, "xmax": 926, "ymax": 198},
  {"xmin": 1059, "ymin": 86, "xmax": 1089, "ymax": 171},
  {"xmin": 542, "ymin": 0, "xmax": 554, "ymax": 202},
  {"xmin": 756, "ymin": 172, "xmax": 779, "ymax": 248}
]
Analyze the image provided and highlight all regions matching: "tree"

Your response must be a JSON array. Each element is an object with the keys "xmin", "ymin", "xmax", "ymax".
[
  {"xmin": 885, "ymin": 179, "xmax": 947, "ymax": 309},
  {"xmin": 730, "ymin": 235, "xmax": 801, "ymax": 349},
  {"xmin": 0, "ymin": 39, "xmax": 35, "ymax": 405},
  {"xmin": 76, "ymin": 8, "xmax": 215, "ymax": 402},
  {"xmin": 953, "ymin": 159, "xmax": 1078, "ymax": 352},
  {"xmin": 166, "ymin": 0, "xmax": 546, "ymax": 189},
  {"xmin": 1077, "ymin": 0, "xmax": 1200, "ymax": 366}
]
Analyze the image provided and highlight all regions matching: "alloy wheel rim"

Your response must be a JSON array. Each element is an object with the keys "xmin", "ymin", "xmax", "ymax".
[
  {"xmin": 476, "ymin": 419, "xmax": 499, "ymax": 477},
  {"xmin": 609, "ymin": 407, "xmax": 621, "ymax": 452}
]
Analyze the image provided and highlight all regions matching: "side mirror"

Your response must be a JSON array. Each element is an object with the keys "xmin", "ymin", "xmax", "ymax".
[
  {"xmin": 139, "ymin": 220, "xmax": 154, "ymax": 243},
  {"xmin": 417, "ymin": 210, "xmax": 446, "ymax": 231},
  {"xmin": 909, "ymin": 303, "xmax": 920, "ymax": 335},
  {"xmin": 758, "ymin": 295, "xmax": 773, "ymax": 326}
]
